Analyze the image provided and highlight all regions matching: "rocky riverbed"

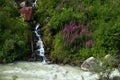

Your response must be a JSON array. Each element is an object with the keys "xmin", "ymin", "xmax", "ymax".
[{"xmin": 0, "ymin": 62, "xmax": 119, "ymax": 80}]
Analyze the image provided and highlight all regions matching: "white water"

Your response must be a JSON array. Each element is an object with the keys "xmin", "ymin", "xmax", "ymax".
[
  {"xmin": 32, "ymin": 0, "xmax": 38, "ymax": 7},
  {"xmin": 0, "ymin": 62, "xmax": 119, "ymax": 80},
  {"xmin": 0, "ymin": 62, "xmax": 97, "ymax": 80},
  {"xmin": 34, "ymin": 23, "xmax": 47, "ymax": 64}
]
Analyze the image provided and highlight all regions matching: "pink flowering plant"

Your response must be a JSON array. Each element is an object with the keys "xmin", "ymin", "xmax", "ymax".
[{"xmin": 62, "ymin": 20, "xmax": 94, "ymax": 49}]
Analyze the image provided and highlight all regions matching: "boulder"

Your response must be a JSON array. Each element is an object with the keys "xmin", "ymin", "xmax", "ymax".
[
  {"xmin": 19, "ymin": 7, "xmax": 33, "ymax": 21},
  {"xmin": 81, "ymin": 54, "xmax": 115, "ymax": 71},
  {"xmin": 81, "ymin": 57, "xmax": 99, "ymax": 71}
]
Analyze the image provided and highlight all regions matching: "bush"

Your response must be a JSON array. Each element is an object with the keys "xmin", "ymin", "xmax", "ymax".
[
  {"xmin": 62, "ymin": 20, "xmax": 93, "ymax": 49},
  {"xmin": 28, "ymin": 0, "xmax": 120, "ymax": 66},
  {"xmin": 51, "ymin": 20, "xmax": 94, "ymax": 64},
  {"xmin": 0, "ymin": 0, "xmax": 117, "ymax": 66},
  {"xmin": 51, "ymin": 32, "xmax": 71, "ymax": 64},
  {"xmin": 0, "ymin": 0, "xmax": 29, "ymax": 63}
]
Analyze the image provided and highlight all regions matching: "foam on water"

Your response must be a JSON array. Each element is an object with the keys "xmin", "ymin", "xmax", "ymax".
[
  {"xmin": 0, "ymin": 62, "xmax": 119, "ymax": 80},
  {"xmin": 34, "ymin": 23, "xmax": 47, "ymax": 63}
]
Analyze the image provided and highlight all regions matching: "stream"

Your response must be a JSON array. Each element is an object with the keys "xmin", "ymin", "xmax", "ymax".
[
  {"xmin": 0, "ymin": 62, "xmax": 98, "ymax": 80},
  {"xmin": 34, "ymin": 23, "xmax": 47, "ymax": 63},
  {"xmin": 0, "ymin": 62, "xmax": 119, "ymax": 80}
]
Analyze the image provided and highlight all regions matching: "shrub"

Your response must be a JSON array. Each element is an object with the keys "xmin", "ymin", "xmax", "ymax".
[
  {"xmin": 0, "ymin": 0, "xmax": 29, "ymax": 63},
  {"xmin": 51, "ymin": 32, "xmax": 71, "ymax": 64},
  {"xmin": 62, "ymin": 20, "xmax": 93, "ymax": 49},
  {"xmin": 51, "ymin": 21, "xmax": 94, "ymax": 64},
  {"xmin": 36, "ymin": 0, "xmax": 120, "ymax": 66}
]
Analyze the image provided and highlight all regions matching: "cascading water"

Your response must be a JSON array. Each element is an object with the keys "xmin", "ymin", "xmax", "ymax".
[
  {"xmin": 32, "ymin": 0, "xmax": 38, "ymax": 7},
  {"xmin": 30, "ymin": 0, "xmax": 48, "ymax": 64},
  {"xmin": 34, "ymin": 23, "xmax": 47, "ymax": 64}
]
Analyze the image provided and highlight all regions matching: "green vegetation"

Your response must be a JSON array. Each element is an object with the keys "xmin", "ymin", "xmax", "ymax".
[
  {"xmin": 0, "ymin": 0, "xmax": 120, "ymax": 66},
  {"xmin": 36, "ymin": 0, "xmax": 120, "ymax": 65},
  {"xmin": 0, "ymin": 0, "xmax": 30, "ymax": 63}
]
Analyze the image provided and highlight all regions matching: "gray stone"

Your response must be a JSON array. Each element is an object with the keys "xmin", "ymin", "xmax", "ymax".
[
  {"xmin": 81, "ymin": 57, "xmax": 99, "ymax": 71},
  {"xmin": 20, "ymin": 1, "xmax": 26, "ymax": 8}
]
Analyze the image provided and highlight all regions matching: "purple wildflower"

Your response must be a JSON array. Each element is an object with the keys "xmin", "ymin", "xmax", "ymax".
[{"xmin": 62, "ymin": 20, "xmax": 93, "ymax": 49}]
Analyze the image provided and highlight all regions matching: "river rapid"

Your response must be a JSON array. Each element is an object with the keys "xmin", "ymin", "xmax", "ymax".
[
  {"xmin": 0, "ymin": 62, "xmax": 120, "ymax": 80},
  {"xmin": 0, "ymin": 62, "xmax": 98, "ymax": 80}
]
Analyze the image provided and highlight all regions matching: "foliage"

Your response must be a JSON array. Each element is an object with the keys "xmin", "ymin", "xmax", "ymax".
[
  {"xmin": 35, "ymin": 0, "xmax": 120, "ymax": 65},
  {"xmin": 0, "ymin": 0, "xmax": 29, "ymax": 63},
  {"xmin": 95, "ymin": 55, "xmax": 117, "ymax": 80},
  {"xmin": 0, "ymin": 0, "xmax": 120, "ymax": 66},
  {"xmin": 62, "ymin": 20, "xmax": 93, "ymax": 49},
  {"xmin": 36, "ymin": 0, "xmax": 91, "ymax": 64},
  {"xmin": 51, "ymin": 33, "xmax": 71, "ymax": 64}
]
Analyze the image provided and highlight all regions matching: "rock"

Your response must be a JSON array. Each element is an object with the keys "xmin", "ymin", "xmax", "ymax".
[
  {"xmin": 104, "ymin": 54, "xmax": 112, "ymax": 60},
  {"xmin": 20, "ymin": 1, "xmax": 26, "ymax": 8},
  {"xmin": 81, "ymin": 55, "xmax": 117, "ymax": 71},
  {"xmin": 104, "ymin": 54, "xmax": 115, "ymax": 64},
  {"xmin": 19, "ymin": 7, "xmax": 33, "ymax": 21},
  {"xmin": 81, "ymin": 57, "xmax": 99, "ymax": 71}
]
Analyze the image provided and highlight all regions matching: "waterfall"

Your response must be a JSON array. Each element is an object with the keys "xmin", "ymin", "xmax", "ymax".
[
  {"xmin": 34, "ymin": 23, "xmax": 47, "ymax": 64},
  {"xmin": 18, "ymin": 0, "xmax": 49, "ymax": 63},
  {"xmin": 32, "ymin": 0, "xmax": 38, "ymax": 7}
]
